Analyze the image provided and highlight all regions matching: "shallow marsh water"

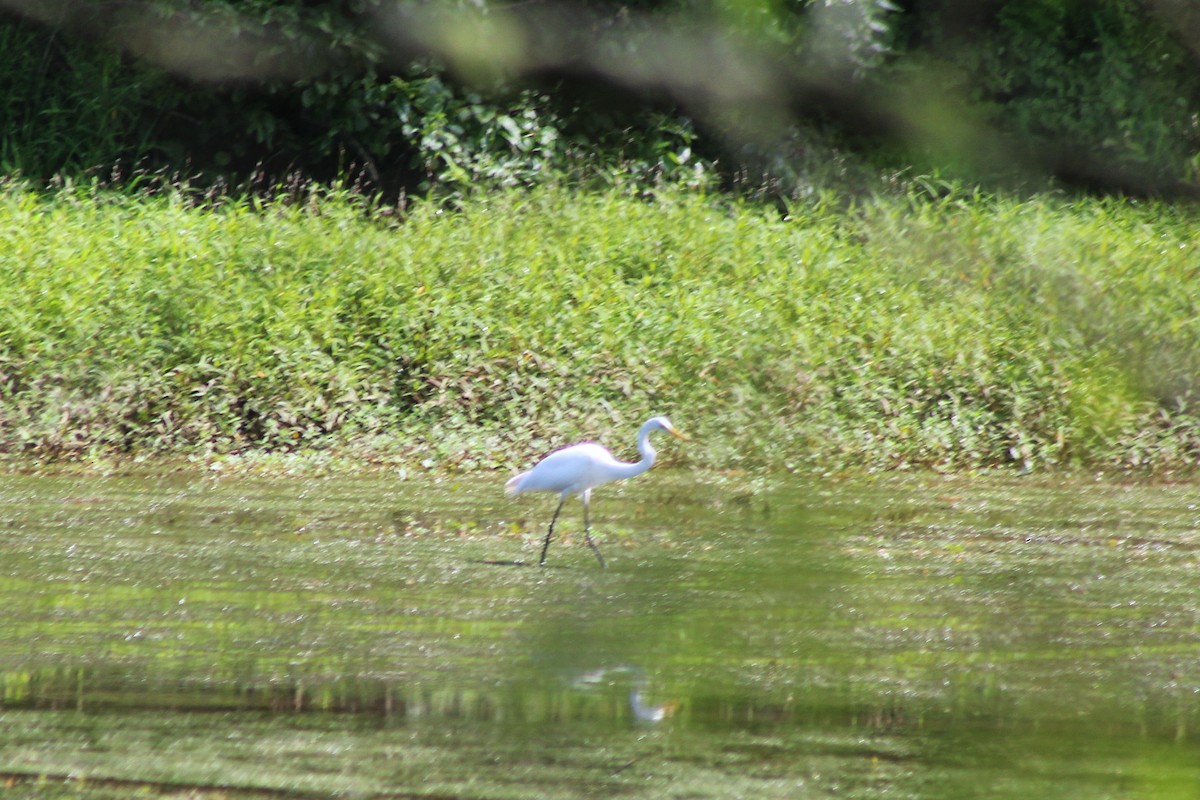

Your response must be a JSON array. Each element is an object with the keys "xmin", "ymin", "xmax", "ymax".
[{"xmin": 2, "ymin": 470, "xmax": 1200, "ymax": 798}]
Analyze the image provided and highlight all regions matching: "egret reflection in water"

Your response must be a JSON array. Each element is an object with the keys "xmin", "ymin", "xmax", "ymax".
[{"xmin": 572, "ymin": 665, "xmax": 678, "ymax": 724}]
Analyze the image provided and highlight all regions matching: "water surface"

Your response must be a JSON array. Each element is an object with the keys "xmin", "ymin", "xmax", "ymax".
[{"xmin": 2, "ymin": 471, "xmax": 1199, "ymax": 798}]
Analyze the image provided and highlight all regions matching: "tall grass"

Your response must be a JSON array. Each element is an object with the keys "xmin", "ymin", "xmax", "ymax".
[{"xmin": 1, "ymin": 182, "xmax": 1198, "ymax": 473}]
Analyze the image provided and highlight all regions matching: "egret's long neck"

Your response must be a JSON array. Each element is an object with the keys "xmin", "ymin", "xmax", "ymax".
[{"xmin": 610, "ymin": 422, "xmax": 658, "ymax": 481}]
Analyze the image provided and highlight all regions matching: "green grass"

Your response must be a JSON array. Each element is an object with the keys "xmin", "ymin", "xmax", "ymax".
[{"xmin": 1, "ymin": 181, "xmax": 1198, "ymax": 473}]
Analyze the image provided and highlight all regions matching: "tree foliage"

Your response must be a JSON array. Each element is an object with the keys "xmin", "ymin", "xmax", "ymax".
[{"xmin": 1, "ymin": 0, "xmax": 1199, "ymax": 197}]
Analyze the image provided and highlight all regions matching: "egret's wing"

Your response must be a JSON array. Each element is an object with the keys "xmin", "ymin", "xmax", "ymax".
[{"xmin": 508, "ymin": 443, "xmax": 616, "ymax": 495}]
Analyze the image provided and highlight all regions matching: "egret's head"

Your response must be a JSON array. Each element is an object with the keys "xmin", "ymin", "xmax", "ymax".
[{"xmin": 647, "ymin": 415, "xmax": 689, "ymax": 440}]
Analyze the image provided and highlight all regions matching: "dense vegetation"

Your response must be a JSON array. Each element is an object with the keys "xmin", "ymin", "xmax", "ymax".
[
  {"xmin": 3, "ymin": 0, "xmax": 1200, "ymax": 197},
  {"xmin": 2, "ymin": 182, "xmax": 1197, "ymax": 473},
  {"xmin": 3, "ymin": 0, "xmax": 1200, "ymax": 474}
]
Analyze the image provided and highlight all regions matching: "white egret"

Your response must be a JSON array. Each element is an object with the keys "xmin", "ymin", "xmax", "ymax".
[{"xmin": 505, "ymin": 416, "xmax": 688, "ymax": 567}]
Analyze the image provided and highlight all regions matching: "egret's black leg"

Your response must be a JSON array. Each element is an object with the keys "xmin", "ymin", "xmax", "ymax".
[
  {"xmin": 539, "ymin": 497, "xmax": 567, "ymax": 566},
  {"xmin": 581, "ymin": 496, "xmax": 607, "ymax": 569}
]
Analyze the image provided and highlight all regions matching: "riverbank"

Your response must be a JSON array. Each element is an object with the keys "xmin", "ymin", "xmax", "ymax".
[{"xmin": 2, "ymin": 183, "xmax": 1198, "ymax": 474}]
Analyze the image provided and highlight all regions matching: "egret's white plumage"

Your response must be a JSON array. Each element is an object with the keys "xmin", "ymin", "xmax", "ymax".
[{"xmin": 506, "ymin": 416, "xmax": 687, "ymax": 567}]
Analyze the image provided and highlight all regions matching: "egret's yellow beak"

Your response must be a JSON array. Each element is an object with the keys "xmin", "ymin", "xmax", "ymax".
[{"xmin": 667, "ymin": 425, "xmax": 690, "ymax": 441}]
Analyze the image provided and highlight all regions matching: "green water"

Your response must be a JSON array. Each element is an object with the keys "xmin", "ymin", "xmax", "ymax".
[{"xmin": 2, "ymin": 471, "xmax": 1200, "ymax": 798}]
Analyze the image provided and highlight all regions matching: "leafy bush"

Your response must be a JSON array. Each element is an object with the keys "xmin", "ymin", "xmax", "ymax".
[{"xmin": 2, "ymin": 182, "xmax": 1199, "ymax": 472}]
